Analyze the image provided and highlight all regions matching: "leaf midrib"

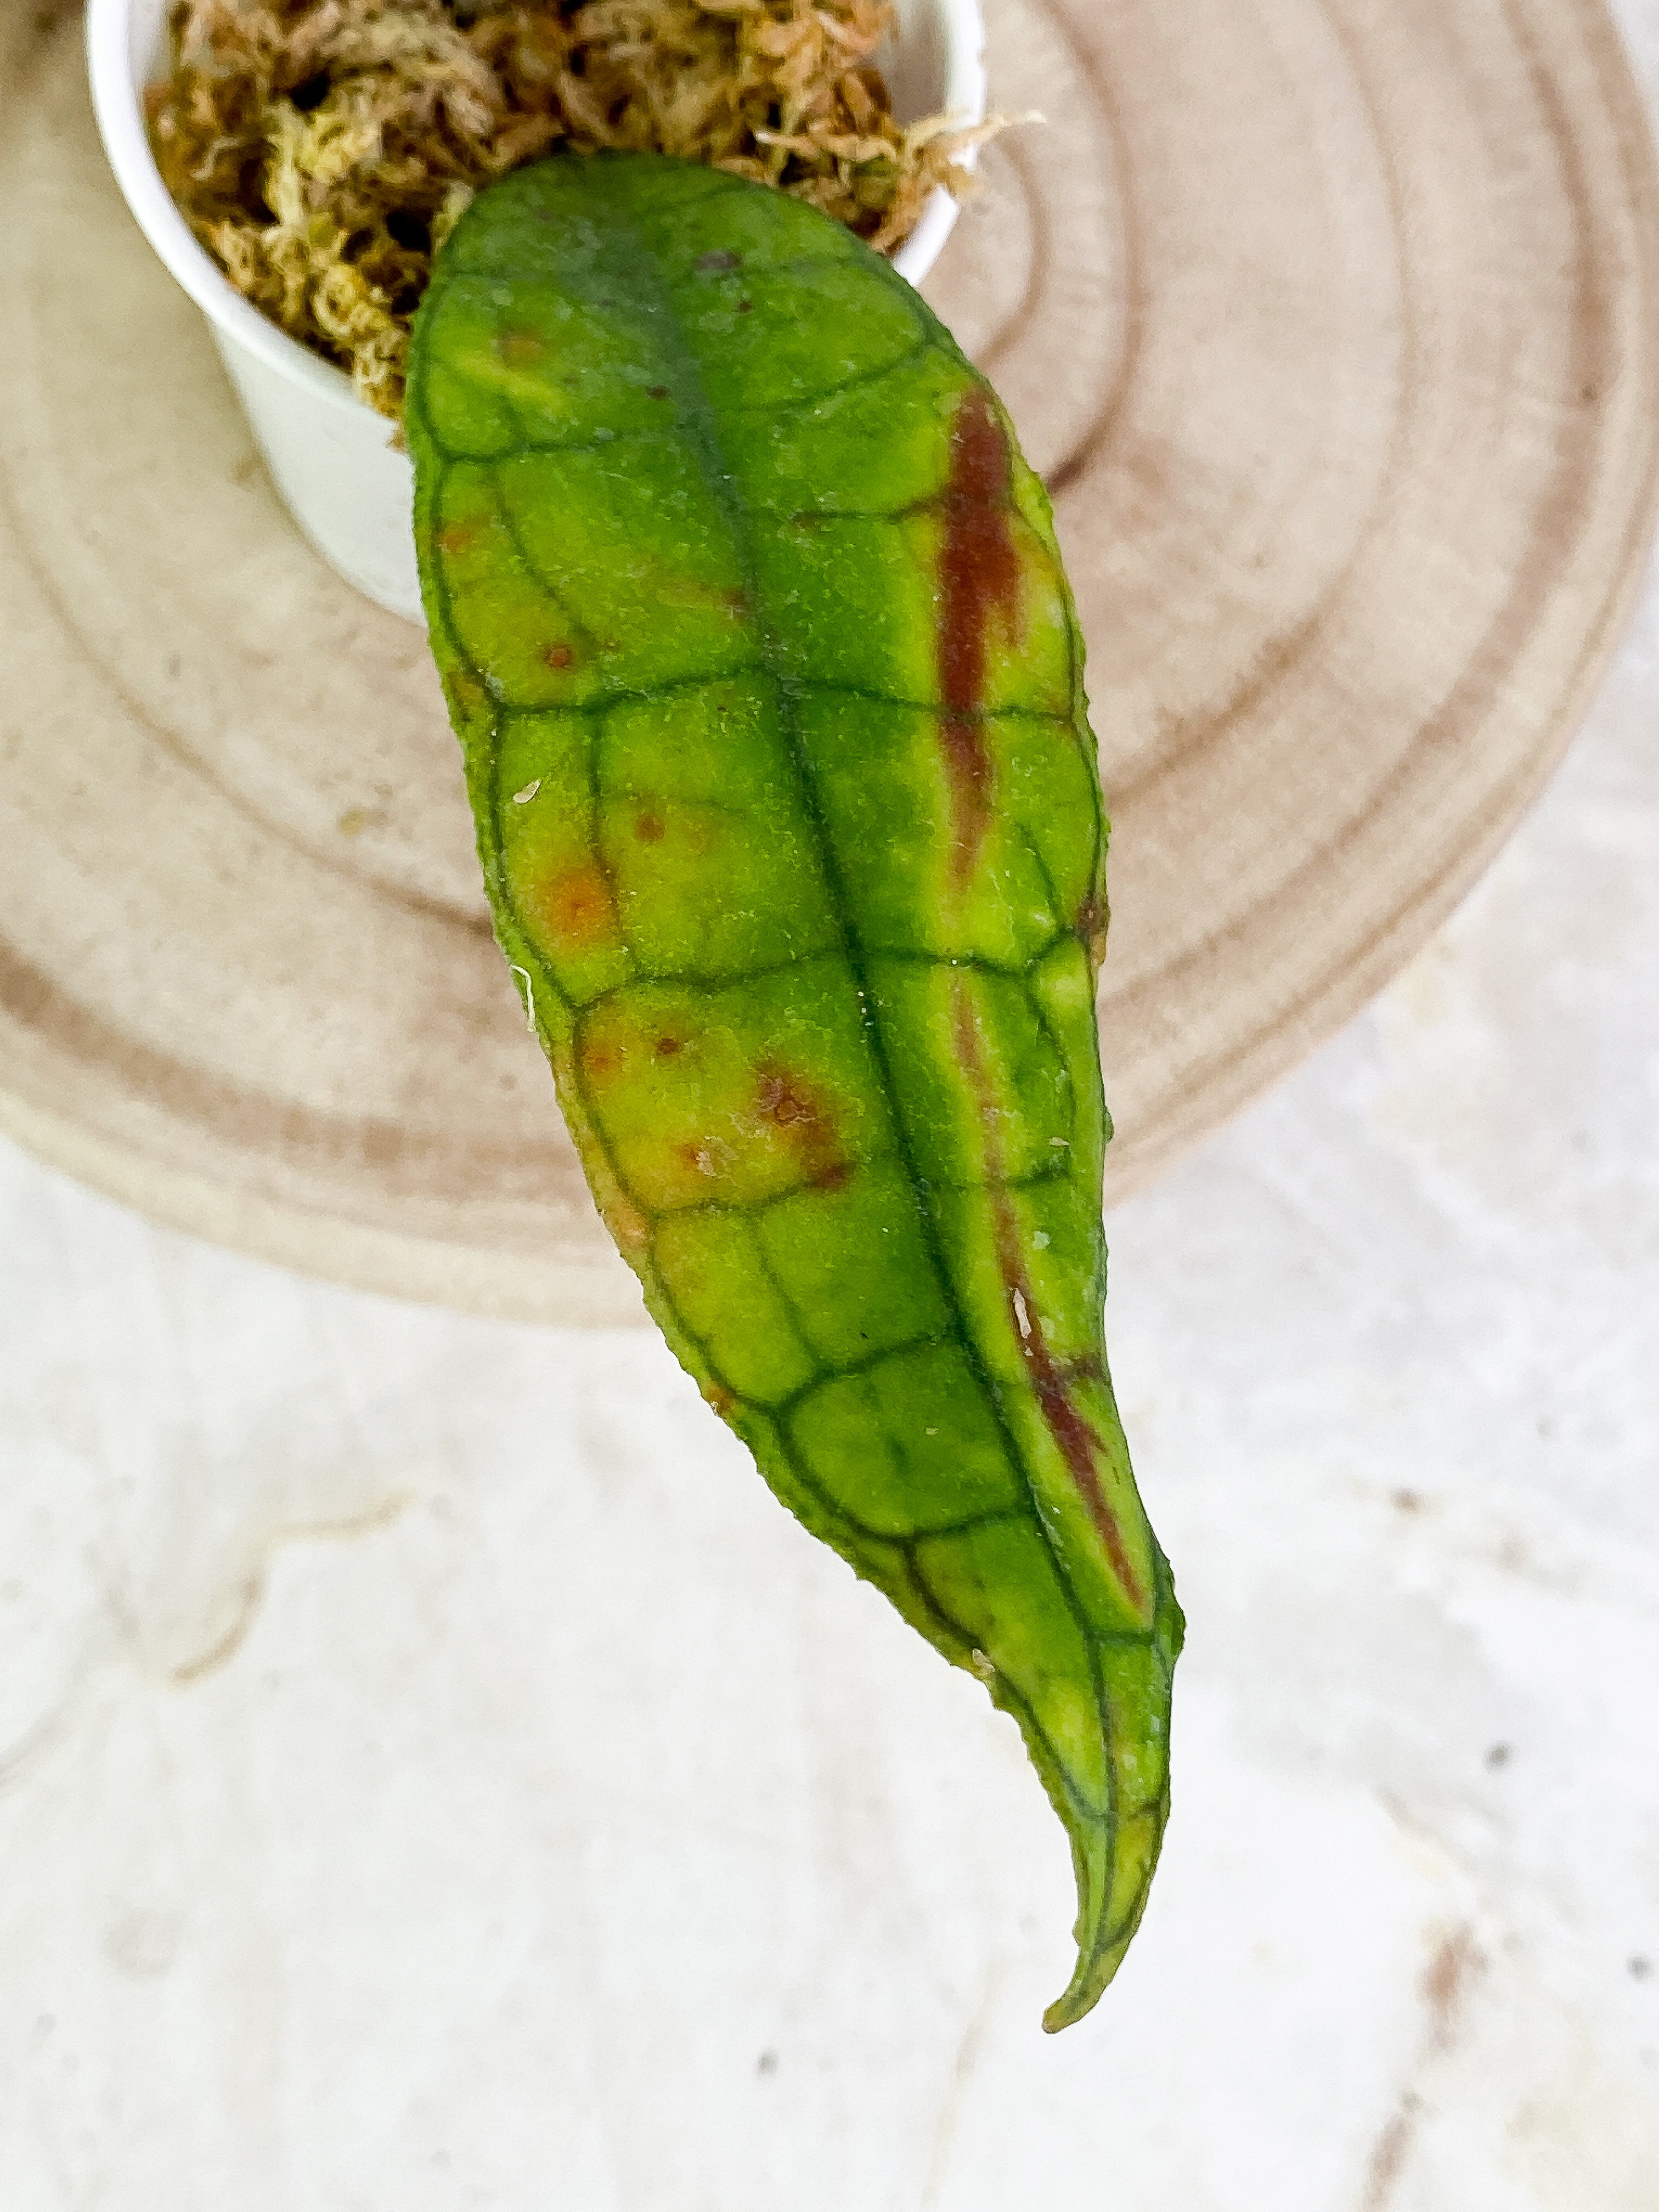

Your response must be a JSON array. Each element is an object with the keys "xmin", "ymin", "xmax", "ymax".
[{"xmin": 591, "ymin": 187, "xmax": 1122, "ymax": 1864}]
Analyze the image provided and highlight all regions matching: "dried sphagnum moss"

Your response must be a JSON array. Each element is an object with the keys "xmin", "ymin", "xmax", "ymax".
[{"xmin": 149, "ymin": 0, "xmax": 1000, "ymax": 418}]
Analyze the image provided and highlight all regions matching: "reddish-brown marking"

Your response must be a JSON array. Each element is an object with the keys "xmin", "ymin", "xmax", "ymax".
[
  {"xmin": 497, "ymin": 326, "xmax": 545, "ymax": 367},
  {"xmin": 529, "ymin": 861, "xmax": 618, "ymax": 953},
  {"xmin": 579, "ymin": 1036, "xmax": 624, "ymax": 1084},
  {"xmin": 755, "ymin": 1063, "xmax": 848, "ymax": 1190},
  {"xmin": 757, "ymin": 1071, "xmax": 815, "ymax": 1127},
  {"xmin": 654, "ymin": 1032, "xmax": 682, "ymax": 1059},
  {"xmin": 938, "ymin": 718, "xmax": 994, "ymax": 880},
  {"xmin": 436, "ymin": 520, "xmax": 481, "ymax": 557},
  {"xmin": 703, "ymin": 1383, "xmax": 737, "ymax": 1416},
  {"xmin": 635, "ymin": 809, "xmax": 665, "ymax": 843},
  {"xmin": 936, "ymin": 390, "xmax": 1023, "ymax": 883},
  {"xmin": 602, "ymin": 1193, "xmax": 652, "ymax": 1252},
  {"xmin": 543, "ymin": 642, "xmax": 574, "ymax": 670},
  {"xmin": 951, "ymin": 985, "xmax": 1148, "ymax": 1618},
  {"xmin": 1075, "ymin": 893, "xmax": 1109, "ymax": 972},
  {"xmin": 445, "ymin": 671, "xmax": 487, "ymax": 721}
]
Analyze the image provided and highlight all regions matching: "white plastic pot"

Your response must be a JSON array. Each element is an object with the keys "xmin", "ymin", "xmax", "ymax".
[{"xmin": 87, "ymin": 0, "xmax": 988, "ymax": 624}]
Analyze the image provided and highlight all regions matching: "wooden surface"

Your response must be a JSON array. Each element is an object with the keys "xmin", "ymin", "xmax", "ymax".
[{"xmin": 2, "ymin": 0, "xmax": 1656, "ymax": 1323}]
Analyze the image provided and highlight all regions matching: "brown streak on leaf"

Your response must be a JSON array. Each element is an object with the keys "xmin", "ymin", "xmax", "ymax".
[
  {"xmin": 950, "ymin": 982, "xmax": 1147, "ymax": 1618},
  {"xmin": 936, "ymin": 392, "xmax": 1022, "ymax": 884}
]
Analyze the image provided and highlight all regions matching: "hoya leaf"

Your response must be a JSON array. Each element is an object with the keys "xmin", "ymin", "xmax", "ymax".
[{"xmin": 408, "ymin": 152, "xmax": 1181, "ymax": 2031}]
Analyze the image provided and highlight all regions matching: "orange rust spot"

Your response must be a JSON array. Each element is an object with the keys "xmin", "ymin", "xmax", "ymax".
[
  {"xmin": 703, "ymin": 1383, "xmax": 737, "ymax": 1417},
  {"xmin": 654, "ymin": 1033, "xmax": 683, "ymax": 1059},
  {"xmin": 529, "ymin": 861, "xmax": 619, "ymax": 954},
  {"xmin": 635, "ymin": 810, "xmax": 665, "ymax": 843},
  {"xmin": 543, "ymin": 643, "xmax": 574, "ymax": 670},
  {"xmin": 936, "ymin": 390, "xmax": 1024, "ymax": 884},
  {"xmin": 436, "ymin": 520, "xmax": 482, "ymax": 557},
  {"xmin": 497, "ymin": 326, "xmax": 545, "ymax": 367},
  {"xmin": 678, "ymin": 1140, "xmax": 723, "ymax": 1180}
]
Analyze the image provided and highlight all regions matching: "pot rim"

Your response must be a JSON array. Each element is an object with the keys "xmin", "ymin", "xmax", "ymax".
[{"xmin": 86, "ymin": 0, "xmax": 989, "ymax": 418}]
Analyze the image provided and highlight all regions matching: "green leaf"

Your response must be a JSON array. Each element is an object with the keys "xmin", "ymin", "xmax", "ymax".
[{"xmin": 408, "ymin": 151, "xmax": 1181, "ymax": 2030}]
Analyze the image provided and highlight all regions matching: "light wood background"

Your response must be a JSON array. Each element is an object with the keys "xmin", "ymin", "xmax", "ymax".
[{"xmin": 2, "ymin": 0, "xmax": 1656, "ymax": 1321}]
